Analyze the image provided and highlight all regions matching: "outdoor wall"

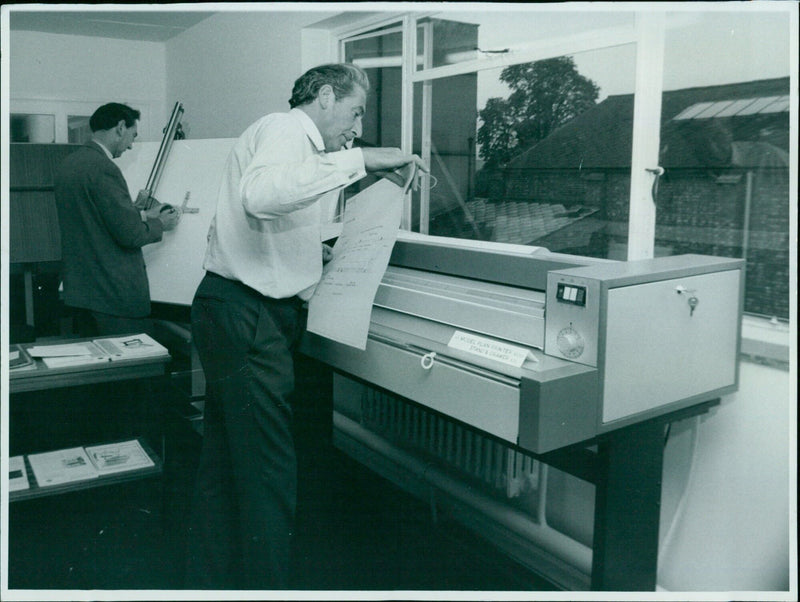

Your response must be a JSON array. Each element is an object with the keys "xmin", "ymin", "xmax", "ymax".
[{"xmin": 501, "ymin": 168, "xmax": 790, "ymax": 318}]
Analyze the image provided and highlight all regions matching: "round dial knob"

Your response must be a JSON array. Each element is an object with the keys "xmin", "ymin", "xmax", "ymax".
[{"xmin": 557, "ymin": 325, "xmax": 585, "ymax": 359}]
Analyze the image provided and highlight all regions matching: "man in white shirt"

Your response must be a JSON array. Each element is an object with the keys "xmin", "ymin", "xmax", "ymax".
[{"xmin": 185, "ymin": 63, "xmax": 426, "ymax": 590}]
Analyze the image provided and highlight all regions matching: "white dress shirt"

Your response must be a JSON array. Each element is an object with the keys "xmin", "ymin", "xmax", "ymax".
[{"xmin": 203, "ymin": 108, "xmax": 366, "ymax": 300}]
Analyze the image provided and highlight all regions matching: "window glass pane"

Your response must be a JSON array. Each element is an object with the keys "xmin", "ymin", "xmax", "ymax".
[
  {"xmin": 417, "ymin": 10, "xmax": 634, "ymax": 70},
  {"xmin": 411, "ymin": 44, "xmax": 636, "ymax": 261},
  {"xmin": 659, "ymin": 11, "xmax": 791, "ymax": 320},
  {"xmin": 344, "ymin": 25, "xmax": 402, "ymax": 68},
  {"xmin": 343, "ymin": 26, "xmax": 403, "ymax": 202},
  {"xmin": 10, "ymin": 113, "xmax": 55, "ymax": 143},
  {"xmin": 68, "ymin": 115, "xmax": 92, "ymax": 144}
]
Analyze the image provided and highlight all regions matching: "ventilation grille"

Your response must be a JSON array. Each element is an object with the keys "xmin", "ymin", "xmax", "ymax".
[{"xmin": 360, "ymin": 386, "xmax": 539, "ymax": 498}]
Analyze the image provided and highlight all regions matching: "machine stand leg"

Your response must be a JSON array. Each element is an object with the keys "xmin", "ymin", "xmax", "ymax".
[{"xmin": 591, "ymin": 420, "xmax": 665, "ymax": 591}]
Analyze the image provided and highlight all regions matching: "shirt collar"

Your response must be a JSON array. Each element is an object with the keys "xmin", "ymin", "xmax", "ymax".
[
  {"xmin": 92, "ymin": 139, "xmax": 114, "ymax": 160},
  {"xmin": 290, "ymin": 108, "xmax": 325, "ymax": 153}
]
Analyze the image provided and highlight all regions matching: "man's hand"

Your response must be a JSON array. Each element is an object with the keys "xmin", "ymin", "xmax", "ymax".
[
  {"xmin": 322, "ymin": 243, "xmax": 334, "ymax": 264},
  {"xmin": 134, "ymin": 189, "xmax": 157, "ymax": 210},
  {"xmin": 374, "ymin": 163, "xmax": 422, "ymax": 191},
  {"xmin": 361, "ymin": 148, "xmax": 428, "ymax": 177},
  {"xmin": 144, "ymin": 203, "xmax": 179, "ymax": 231},
  {"xmin": 157, "ymin": 206, "xmax": 180, "ymax": 231}
]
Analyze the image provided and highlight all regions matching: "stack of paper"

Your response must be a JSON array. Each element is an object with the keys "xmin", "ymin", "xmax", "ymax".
[
  {"xmin": 27, "ymin": 333, "xmax": 169, "ymax": 368},
  {"xmin": 9, "ymin": 345, "xmax": 36, "ymax": 371},
  {"xmin": 27, "ymin": 341, "xmax": 109, "ymax": 369}
]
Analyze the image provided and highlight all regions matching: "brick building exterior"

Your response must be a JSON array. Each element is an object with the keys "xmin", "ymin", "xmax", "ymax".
[{"xmin": 458, "ymin": 77, "xmax": 790, "ymax": 319}]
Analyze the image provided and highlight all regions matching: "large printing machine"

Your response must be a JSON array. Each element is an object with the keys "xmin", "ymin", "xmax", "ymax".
[{"xmin": 300, "ymin": 231, "xmax": 744, "ymax": 591}]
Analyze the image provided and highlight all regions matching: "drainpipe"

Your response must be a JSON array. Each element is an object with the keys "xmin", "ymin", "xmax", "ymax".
[{"xmin": 742, "ymin": 170, "xmax": 753, "ymax": 263}]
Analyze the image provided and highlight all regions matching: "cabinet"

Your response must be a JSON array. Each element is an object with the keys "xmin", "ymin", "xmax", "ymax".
[
  {"xmin": 8, "ymin": 337, "xmax": 171, "ymax": 503},
  {"xmin": 8, "ymin": 143, "xmax": 80, "ymax": 337}
]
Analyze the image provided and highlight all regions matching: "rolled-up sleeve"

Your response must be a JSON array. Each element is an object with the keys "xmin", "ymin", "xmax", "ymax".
[{"xmin": 239, "ymin": 116, "xmax": 366, "ymax": 219}]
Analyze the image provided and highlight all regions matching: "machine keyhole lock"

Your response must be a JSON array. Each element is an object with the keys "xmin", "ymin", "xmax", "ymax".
[{"xmin": 676, "ymin": 285, "xmax": 699, "ymax": 317}]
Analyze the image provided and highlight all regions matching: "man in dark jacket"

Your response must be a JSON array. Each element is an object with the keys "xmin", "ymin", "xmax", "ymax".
[{"xmin": 54, "ymin": 102, "xmax": 179, "ymax": 336}]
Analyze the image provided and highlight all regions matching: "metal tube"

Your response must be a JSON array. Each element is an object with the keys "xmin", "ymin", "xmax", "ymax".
[{"xmin": 145, "ymin": 101, "xmax": 184, "ymax": 195}]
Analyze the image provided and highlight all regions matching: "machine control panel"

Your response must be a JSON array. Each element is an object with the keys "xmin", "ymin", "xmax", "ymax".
[
  {"xmin": 545, "ymin": 275, "xmax": 600, "ymax": 367},
  {"xmin": 556, "ymin": 282, "xmax": 587, "ymax": 306},
  {"xmin": 556, "ymin": 324, "xmax": 586, "ymax": 359}
]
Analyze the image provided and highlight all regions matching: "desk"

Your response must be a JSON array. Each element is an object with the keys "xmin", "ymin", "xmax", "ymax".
[
  {"xmin": 8, "ymin": 338, "xmax": 171, "ymax": 503},
  {"xmin": 9, "ymin": 340, "xmax": 169, "ymax": 394}
]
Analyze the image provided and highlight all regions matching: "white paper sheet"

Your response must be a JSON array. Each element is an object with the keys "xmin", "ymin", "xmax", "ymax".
[
  {"xmin": 28, "ymin": 342, "xmax": 98, "ymax": 357},
  {"xmin": 93, "ymin": 333, "xmax": 169, "ymax": 360},
  {"xmin": 85, "ymin": 440, "xmax": 155, "ymax": 474},
  {"xmin": 29, "ymin": 341, "xmax": 111, "ymax": 369},
  {"xmin": 306, "ymin": 176, "xmax": 408, "ymax": 350}
]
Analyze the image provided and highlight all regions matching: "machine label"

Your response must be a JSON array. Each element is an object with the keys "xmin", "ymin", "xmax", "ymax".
[{"xmin": 448, "ymin": 331, "xmax": 532, "ymax": 367}]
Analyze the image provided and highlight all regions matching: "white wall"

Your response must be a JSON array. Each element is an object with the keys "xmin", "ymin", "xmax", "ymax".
[
  {"xmin": 657, "ymin": 360, "xmax": 791, "ymax": 591},
  {"xmin": 9, "ymin": 30, "xmax": 168, "ymax": 141},
  {"xmin": 533, "ymin": 356, "xmax": 791, "ymax": 592},
  {"xmin": 164, "ymin": 10, "xmax": 337, "ymax": 139}
]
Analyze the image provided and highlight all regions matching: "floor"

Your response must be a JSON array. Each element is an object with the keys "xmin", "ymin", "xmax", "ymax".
[{"xmin": 6, "ymin": 397, "xmax": 557, "ymax": 595}]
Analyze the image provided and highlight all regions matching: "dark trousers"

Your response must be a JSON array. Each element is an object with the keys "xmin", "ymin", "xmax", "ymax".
[{"xmin": 185, "ymin": 272, "xmax": 305, "ymax": 590}]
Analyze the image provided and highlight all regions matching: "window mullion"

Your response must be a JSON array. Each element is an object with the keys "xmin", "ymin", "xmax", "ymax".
[
  {"xmin": 400, "ymin": 14, "xmax": 416, "ymax": 230},
  {"xmin": 627, "ymin": 11, "xmax": 665, "ymax": 260},
  {"xmin": 419, "ymin": 20, "xmax": 433, "ymax": 234},
  {"xmin": 410, "ymin": 24, "xmax": 637, "ymax": 83}
]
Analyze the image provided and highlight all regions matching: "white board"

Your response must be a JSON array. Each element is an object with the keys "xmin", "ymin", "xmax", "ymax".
[{"xmin": 116, "ymin": 139, "xmax": 235, "ymax": 306}]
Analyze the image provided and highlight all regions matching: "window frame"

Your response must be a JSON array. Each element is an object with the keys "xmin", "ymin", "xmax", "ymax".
[
  {"xmin": 339, "ymin": 11, "xmax": 661, "ymax": 257},
  {"xmin": 333, "ymin": 9, "xmax": 795, "ymax": 358}
]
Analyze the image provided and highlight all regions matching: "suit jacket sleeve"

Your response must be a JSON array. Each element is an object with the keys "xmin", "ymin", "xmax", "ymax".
[{"xmin": 90, "ymin": 160, "xmax": 164, "ymax": 248}]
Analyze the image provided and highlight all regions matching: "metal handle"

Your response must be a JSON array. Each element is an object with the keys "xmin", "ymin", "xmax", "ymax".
[{"xmin": 420, "ymin": 351, "xmax": 436, "ymax": 370}]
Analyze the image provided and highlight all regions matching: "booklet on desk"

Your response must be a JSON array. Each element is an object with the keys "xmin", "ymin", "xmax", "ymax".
[
  {"xmin": 85, "ymin": 440, "xmax": 155, "ymax": 474},
  {"xmin": 28, "ymin": 333, "xmax": 168, "ymax": 368},
  {"xmin": 93, "ymin": 333, "xmax": 169, "ymax": 360},
  {"xmin": 27, "ymin": 447, "xmax": 99, "ymax": 487},
  {"xmin": 9, "ymin": 345, "xmax": 36, "ymax": 371},
  {"xmin": 9, "ymin": 455, "xmax": 30, "ymax": 491}
]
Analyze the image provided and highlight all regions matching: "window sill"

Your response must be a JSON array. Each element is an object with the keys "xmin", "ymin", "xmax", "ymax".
[{"xmin": 740, "ymin": 315, "xmax": 791, "ymax": 371}]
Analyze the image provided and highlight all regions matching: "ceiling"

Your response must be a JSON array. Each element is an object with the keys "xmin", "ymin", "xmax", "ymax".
[{"xmin": 9, "ymin": 10, "xmax": 215, "ymax": 42}]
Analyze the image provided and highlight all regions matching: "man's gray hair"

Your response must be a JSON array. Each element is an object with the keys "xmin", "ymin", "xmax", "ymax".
[{"xmin": 289, "ymin": 63, "xmax": 370, "ymax": 108}]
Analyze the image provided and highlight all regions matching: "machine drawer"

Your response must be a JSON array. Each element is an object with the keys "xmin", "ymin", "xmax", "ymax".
[{"xmin": 303, "ymin": 332, "xmax": 522, "ymax": 444}]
